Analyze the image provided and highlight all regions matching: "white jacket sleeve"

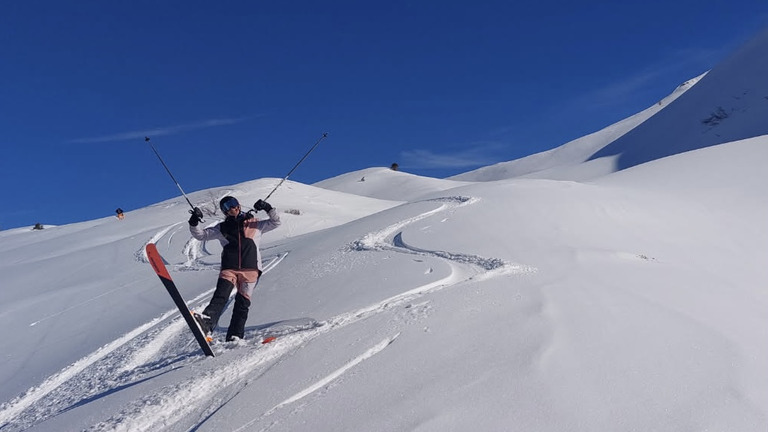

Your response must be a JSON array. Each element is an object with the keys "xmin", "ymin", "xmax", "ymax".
[
  {"xmin": 257, "ymin": 208, "xmax": 281, "ymax": 234},
  {"xmin": 189, "ymin": 223, "xmax": 225, "ymax": 242}
]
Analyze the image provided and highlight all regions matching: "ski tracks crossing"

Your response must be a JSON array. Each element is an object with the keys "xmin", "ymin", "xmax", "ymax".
[
  {"xmin": 0, "ymin": 243, "xmax": 288, "ymax": 432},
  {"xmin": 0, "ymin": 195, "xmax": 534, "ymax": 432}
]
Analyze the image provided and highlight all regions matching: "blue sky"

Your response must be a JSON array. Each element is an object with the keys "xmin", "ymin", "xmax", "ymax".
[{"xmin": 1, "ymin": 1, "xmax": 766, "ymax": 229}]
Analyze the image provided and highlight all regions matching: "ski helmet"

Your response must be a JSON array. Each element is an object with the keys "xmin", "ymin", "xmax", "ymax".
[{"xmin": 219, "ymin": 196, "xmax": 240, "ymax": 213}]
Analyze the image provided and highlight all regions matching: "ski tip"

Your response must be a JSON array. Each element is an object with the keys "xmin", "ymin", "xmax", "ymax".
[{"xmin": 262, "ymin": 336, "xmax": 277, "ymax": 344}]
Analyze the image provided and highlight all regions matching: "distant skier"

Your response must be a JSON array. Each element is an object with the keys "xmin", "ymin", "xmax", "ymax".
[{"xmin": 187, "ymin": 196, "xmax": 281, "ymax": 342}]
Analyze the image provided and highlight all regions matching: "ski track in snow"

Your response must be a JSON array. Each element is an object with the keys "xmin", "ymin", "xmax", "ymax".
[
  {"xmin": 0, "ymin": 312, "xmax": 177, "ymax": 430},
  {"xmin": 0, "ymin": 287, "xmax": 214, "ymax": 431},
  {"xmin": 349, "ymin": 196, "xmax": 474, "ymax": 253},
  {"xmin": 89, "ymin": 195, "xmax": 533, "ymax": 432},
  {"xmin": 234, "ymin": 333, "xmax": 401, "ymax": 432},
  {"xmin": 28, "ymin": 280, "xmax": 147, "ymax": 327},
  {"xmin": 0, "ymin": 250, "xmax": 288, "ymax": 432},
  {"xmin": 0, "ymin": 196, "xmax": 534, "ymax": 432},
  {"xmin": 134, "ymin": 223, "xmax": 184, "ymax": 264},
  {"xmin": 350, "ymin": 196, "xmax": 532, "ymax": 276}
]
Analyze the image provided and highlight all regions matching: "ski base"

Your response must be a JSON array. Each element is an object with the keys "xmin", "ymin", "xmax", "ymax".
[{"xmin": 146, "ymin": 243, "xmax": 215, "ymax": 357}]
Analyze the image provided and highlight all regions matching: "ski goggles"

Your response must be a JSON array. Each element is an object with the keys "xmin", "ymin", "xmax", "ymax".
[{"xmin": 220, "ymin": 197, "xmax": 240, "ymax": 212}]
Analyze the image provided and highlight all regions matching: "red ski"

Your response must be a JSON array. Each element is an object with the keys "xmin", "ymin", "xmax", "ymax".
[{"xmin": 146, "ymin": 243, "xmax": 215, "ymax": 357}]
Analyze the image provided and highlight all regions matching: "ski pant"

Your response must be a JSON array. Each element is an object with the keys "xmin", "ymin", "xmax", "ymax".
[{"xmin": 203, "ymin": 269, "xmax": 260, "ymax": 340}]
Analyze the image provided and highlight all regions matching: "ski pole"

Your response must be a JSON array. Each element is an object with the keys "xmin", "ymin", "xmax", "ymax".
[
  {"xmin": 144, "ymin": 137, "xmax": 197, "ymax": 214},
  {"xmin": 263, "ymin": 132, "xmax": 328, "ymax": 202}
]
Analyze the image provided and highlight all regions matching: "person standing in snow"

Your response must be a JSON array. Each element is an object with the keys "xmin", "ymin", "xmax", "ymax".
[{"xmin": 187, "ymin": 196, "xmax": 281, "ymax": 342}]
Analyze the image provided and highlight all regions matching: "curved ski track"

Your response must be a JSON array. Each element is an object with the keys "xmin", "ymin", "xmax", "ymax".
[{"xmin": 0, "ymin": 196, "xmax": 534, "ymax": 432}]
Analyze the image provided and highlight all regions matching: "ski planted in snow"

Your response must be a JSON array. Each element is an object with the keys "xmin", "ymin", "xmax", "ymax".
[{"xmin": 145, "ymin": 243, "xmax": 215, "ymax": 357}]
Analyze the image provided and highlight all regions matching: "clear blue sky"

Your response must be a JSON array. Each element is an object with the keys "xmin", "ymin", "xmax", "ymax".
[{"xmin": 1, "ymin": 1, "xmax": 766, "ymax": 229}]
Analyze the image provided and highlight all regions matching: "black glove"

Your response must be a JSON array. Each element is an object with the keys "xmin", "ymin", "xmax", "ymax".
[
  {"xmin": 254, "ymin": 199, "xmax": 273, "ymax": 213},
  {"xmin": 188, "ymin": 207, "xmax": 203, "ymax": 226}
]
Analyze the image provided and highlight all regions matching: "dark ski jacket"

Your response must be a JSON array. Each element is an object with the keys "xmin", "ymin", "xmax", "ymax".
[{"xmin": 189, "ymin": 208, "xmax": 281, "ymax": 271}]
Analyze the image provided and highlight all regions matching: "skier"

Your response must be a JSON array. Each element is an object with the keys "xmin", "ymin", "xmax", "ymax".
[{"xmin": 187, "ymin": 196, "xmax": 281, "ymax": 342}]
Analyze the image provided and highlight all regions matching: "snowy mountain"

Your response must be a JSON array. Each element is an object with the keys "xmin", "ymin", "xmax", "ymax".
[
  {"xmin": 1, "ymin": 29, "xmax": 767, "ymax": 432},
  {"xmin": 449, "ymin": 73, "xmax": 703, "ymax": 182},
  {"xmin": 453, "ymin": 28, "xmax": 768, "ymax": 182}
]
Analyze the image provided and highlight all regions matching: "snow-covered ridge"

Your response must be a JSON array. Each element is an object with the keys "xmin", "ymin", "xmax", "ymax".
[
  {"xmin": 449, "ymin": 73, "xmax": 705, "ymax": 182},
  {"xmin": 453, "ymin": 29, "xmax": 768, "ymax": 182},
  {"xmin": 314, "ymin": 167, "xmax": 472, "ymax": 201}
]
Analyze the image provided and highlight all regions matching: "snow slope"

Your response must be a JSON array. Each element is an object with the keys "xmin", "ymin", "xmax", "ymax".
[
  {"xmin": 1, "ymin": 133, "xmax": 766, "ymax": 431},
  {"xmin": 450, "ymin": 73, "xmax": 702, "ymax": 182},
  {"xmin": 313, "ymin": 167, "xmax": 472, "ymax": 201},
  {"xmin": 454, "ymin": 27, "xmax": 768, "ymax": 182},
  {"xmin": 1, "ymin": 27, "xmax": 768, "ymax": 432},
  {"xmin": 587, "ymin": 27, "xmax": 768, "ymax": 172},
  {"xmin": 0, "ymin": 177, "xmax": 397, "ymax": 407}
]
